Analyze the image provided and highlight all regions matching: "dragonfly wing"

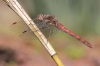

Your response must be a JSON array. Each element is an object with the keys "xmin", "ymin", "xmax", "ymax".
[
  {"xmin": 10, "ymin": 21, "xmax": 37, "ymax": 40},
  {"xmin": 19, "ymin": 28, "xmax": 37, "ymax": 40},
  {"xmin": 10, "ymin": 19, "xmax": 58, "ymax": 40},
  {"xmin": 33, "ymin": 19, "xmax": 58, "ymax": 38},
  {"xmin": 9, "ymin": 21, "xmax": 28, "ymax": 33}
]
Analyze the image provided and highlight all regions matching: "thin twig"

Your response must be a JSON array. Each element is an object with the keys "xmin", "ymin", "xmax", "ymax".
[{"xmin": 2, "ymin": 0, "xmax": 64, "ymax": 66}]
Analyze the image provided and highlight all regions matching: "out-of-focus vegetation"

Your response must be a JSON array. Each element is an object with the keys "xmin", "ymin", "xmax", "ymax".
[{"xmin": 0, "ymin": 0, "xmax": 100, "ymax": 66}]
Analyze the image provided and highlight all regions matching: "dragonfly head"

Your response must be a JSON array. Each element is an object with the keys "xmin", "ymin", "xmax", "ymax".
[
  {"xmin": 37, "ymin": 13, "xmax": 44, "ymax": 22},
  {"xmin": 37, "ymin": 14, "xmax": 58, "ymax": 26}
]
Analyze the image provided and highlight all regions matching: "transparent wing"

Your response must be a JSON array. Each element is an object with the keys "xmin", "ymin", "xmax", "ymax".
[
  {"xmin": 9, "ymin": 21, "xmax": 36, "ymax": 40},
  {"xmin": 10, "ymin": 19, "xmax": 58, "ymax": 40},
  {"xmin": 33, "ymin": 19, "xmax": 58, "ymax": 38},
  {"xmin": 9, "ymin": 21, "xmax": 28, "ymax": 33},
  {"xmin": 19, "ymin": 29, "xmax": 36, "ymax": 40}
]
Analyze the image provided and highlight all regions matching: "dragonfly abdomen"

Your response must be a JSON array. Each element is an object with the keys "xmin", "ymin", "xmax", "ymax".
[{"xmin": 56, "ymin": 23, "xmax": 92, "ymax": 48}]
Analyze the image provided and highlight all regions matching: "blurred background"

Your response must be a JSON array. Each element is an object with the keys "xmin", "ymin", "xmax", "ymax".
[{"xmin": 0, "ymin": 0, "xmax": 100, "ymax": 66}]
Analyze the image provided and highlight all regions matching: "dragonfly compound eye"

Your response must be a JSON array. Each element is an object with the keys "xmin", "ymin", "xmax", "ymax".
[{"xmin": 37, "ymin": 14, "xmax": 45, "ymax": 22}]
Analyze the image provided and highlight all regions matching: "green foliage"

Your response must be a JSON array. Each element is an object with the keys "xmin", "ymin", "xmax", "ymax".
[
  {"xmin": 65, "ymin": 45, "xmax": 86, "ymax": 59},
  {"xmin": 19, "ymin": 0, "xmax": 100, "ymax": 36}
]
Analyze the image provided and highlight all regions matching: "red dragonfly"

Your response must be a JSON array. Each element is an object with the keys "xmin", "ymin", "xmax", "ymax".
[{"xmin": 10, "ymin": 14, "xmax": 92, "ymax": 48}]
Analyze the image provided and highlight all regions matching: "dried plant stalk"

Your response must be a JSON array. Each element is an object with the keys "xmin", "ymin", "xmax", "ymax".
[{"xmin": 2, "ymin": 0, "xmax": 64, "ymax": 66}]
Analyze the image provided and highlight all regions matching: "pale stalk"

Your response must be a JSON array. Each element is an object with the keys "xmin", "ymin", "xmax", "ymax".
[{"xmin": 2, "ymin": 0, "xmax": 64, "ymax": 66}]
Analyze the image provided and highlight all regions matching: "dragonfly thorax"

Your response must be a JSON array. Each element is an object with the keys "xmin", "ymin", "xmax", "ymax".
[{"xmin": 37, "ymin": 14, "xmax": 58, "ymax": 26}]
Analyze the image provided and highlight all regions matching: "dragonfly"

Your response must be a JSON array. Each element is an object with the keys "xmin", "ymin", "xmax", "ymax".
[{"xmin": 10, "ymin": 14, "xmax": 92, "ymax": 48}]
